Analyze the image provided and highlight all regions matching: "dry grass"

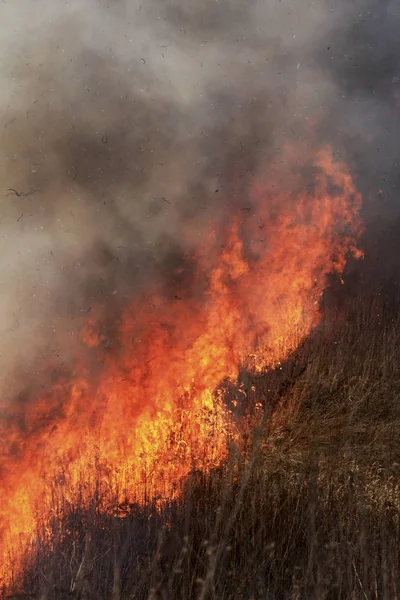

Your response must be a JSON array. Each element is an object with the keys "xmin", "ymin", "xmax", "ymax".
[{"xmin": 4, "ymin": 291, "xmax": 400, "ymax": 599}]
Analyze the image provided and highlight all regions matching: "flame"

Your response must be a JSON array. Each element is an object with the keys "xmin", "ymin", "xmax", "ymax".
[{"xmin": 0, "ymin": 146, "xmax": 363, "ymax": 586}]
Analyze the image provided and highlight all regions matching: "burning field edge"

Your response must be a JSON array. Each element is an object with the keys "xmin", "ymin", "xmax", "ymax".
[
  {"xmin": 1, "ymin": 144, "xmax": 389, "ymax": 599},
  {"xmin": 4, "ymin": 290, "xmax": 400, "ymax": 599}
]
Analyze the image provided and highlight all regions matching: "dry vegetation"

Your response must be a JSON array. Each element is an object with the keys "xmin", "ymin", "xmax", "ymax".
[{"xmin": 4, "ymin": 291, "xmax": 400, "ymax": 600}]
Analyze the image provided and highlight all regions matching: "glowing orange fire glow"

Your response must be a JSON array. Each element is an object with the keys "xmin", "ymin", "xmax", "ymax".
[{"xmin": 0, "ymin": 146, "xmax": 363, "ymax": 586}]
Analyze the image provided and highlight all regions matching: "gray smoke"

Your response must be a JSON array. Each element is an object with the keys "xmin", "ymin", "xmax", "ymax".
[{"xmin": 0, "ymin": 0, "xmax": 398, "ymax": 397}]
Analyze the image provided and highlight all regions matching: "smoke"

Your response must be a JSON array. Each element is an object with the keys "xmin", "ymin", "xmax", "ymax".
[
  {"xmin": 314, "ymin": 0, "xmax": 400, "ymax": 297},
  {"xmin": 0, "ymin": 0, "xmax": 398, "ymax": 394}
]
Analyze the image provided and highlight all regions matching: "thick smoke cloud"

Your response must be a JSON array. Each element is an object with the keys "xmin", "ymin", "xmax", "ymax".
[{"xmin": 0, "ymin": 0, "xmax": 398, "ymax": 396}]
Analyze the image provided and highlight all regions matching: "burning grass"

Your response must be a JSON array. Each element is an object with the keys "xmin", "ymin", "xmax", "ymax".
[
  {"xmin": 0, "ymin": 145, "xmax": 364, "ymax": 589},
  {"xmin": 5, "ymin": 292, "xmax": 400, "ymax": 599}
]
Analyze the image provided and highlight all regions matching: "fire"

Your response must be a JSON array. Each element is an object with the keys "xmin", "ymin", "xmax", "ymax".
[{"xmin": 0, "ymin": 146, "xmax": 362, "ymax": 586}]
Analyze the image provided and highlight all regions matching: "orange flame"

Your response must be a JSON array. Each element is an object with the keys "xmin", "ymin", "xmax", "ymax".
[{"xmin": 0, "ymin": 146, "xmax": 363, "ymax": 586}]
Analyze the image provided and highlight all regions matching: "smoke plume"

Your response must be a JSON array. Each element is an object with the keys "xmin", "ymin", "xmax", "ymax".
[{"xmin": 0, "ymin": 0, "xmax": 398, "ymax": 396}]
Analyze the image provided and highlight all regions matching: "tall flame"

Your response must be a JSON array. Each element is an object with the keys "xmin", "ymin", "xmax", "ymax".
[{"xmin": 0, "ymin": 146, "xmax": 363, "ymax": 585}]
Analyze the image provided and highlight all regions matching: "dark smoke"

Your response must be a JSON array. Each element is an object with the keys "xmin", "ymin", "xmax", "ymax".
[
  {"xmin": 0, "ymin": 0, "xmax": 399, "ymax": 398},
  {"xmin": 316, "ymin": 0, "xmax": 400, "ymax": 299}
]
